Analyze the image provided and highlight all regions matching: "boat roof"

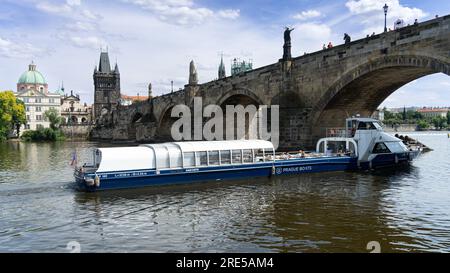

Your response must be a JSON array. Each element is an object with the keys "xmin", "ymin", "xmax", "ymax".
[
  {"xmin": 94, "ymin": 140, "xmax": 274, "ymax": 172},
  {"xmin": 96, "ymin": 146, "xmax": 155, "ymax": 173},
  {"xmin": 170, "ymin": 140, "xmax": 274, "ymax": 153},
  {"xmin": 346, "ymin": 117, "xmax": 379, "ymax": 122}
]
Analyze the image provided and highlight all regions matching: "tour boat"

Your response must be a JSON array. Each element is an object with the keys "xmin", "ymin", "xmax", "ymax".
[{"xmin": 75, "ymin": 118, "xmax": 422, "ymax": 192}]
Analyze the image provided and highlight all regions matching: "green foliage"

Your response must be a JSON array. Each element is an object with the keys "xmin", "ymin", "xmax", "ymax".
[
  {"xmin": 383, "ymin": 109, "xmax": 448, "ymax": 130},
  {"xmin": 432, "ymin": 116, "xmax": 447, "ymax": 130},
  {"xmin": 20, "ymin": 127, "xmax": 65, "ymax": 142},
  {"xmin": 44, "ymin": 108, "xmax": 62, "ymax": 130},
  {"xmin": 417, "ymin": 120, "xmax": 430, "ymax": 130},
  {"xmin": 0, "ymin": 90, "xmax": 26, "ymax": 140}
]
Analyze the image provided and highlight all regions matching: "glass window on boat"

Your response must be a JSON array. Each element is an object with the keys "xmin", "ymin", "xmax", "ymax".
[
  {"xmin": 372, "ymin": 142, "xmax": 391, "ymax": 154},
  {"xmin": 348, "ymin": 142, "xmax": 357, "ymax": 156},
  {"xmin": 231, "ymin": 150, "xmax": 242, "ymax": 164},
  {"xmin": 255, "ymin": 149, "xmax": 265, "ymax": 162},
  {"xmin": 358, "ymin": 121, "xmax": 377, "ymax": 130},
  {"xmin": 196, "ymin": 151, "xmax": 208, "ymax": 166},
  {"xmin": 373, "ymin": 121, "xmax": 383, "ymax": 130},
  {"xmin": 385, "ymin": 142, "xmax": 408, "ymax": 153},
  {"xmin": 184, "ymin": 152, "xmax": 195, "ymax": 167},
  {"xmin": 221, "ymin": 150, "xmax": 231, "ymax": 165},
  {"xmin": 208, "ymin": 151, "xmax": 220, "ymax": 165},
  {"xmin": 264, "ymin": 148, "xmax": 274, "ymax": 161},
  {"xmin": 243, "ymin": 149, "xmax": 254, "ymax": 163},
  {"xmin": 94, "ymin": 149, "xmax": 101, "ymax": 168}
]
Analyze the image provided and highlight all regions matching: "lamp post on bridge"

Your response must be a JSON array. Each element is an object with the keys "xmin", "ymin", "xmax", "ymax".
[{"xmin": 383, "ymin": 3, "xmax": 389, "ymax": 32}]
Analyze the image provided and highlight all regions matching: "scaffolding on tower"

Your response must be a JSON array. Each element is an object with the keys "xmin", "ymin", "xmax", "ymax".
[{"xmin": 231, "ymin": 58, "xmax": 253, "ymax": 76}]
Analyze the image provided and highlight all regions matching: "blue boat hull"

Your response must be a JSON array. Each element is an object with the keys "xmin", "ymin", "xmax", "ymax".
[{"xmin": 75, "ymin": 152, "xmax": 418, "ymax": 192}]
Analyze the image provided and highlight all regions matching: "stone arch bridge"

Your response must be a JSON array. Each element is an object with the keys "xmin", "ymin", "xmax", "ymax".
[{"xmin": 91, "ymin": 15, "xmax": 450, "ymax": 150}]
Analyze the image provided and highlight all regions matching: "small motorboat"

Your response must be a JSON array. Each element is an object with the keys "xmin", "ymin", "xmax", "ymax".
[{"xmin": 75, "ymin": 117, "xmax": 422, "ymax": 192}]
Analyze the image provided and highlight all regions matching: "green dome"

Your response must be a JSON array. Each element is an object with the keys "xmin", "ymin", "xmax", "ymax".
[{"xmin": 18, "ymin": 63, "xmax": 47, "ymax": 85}]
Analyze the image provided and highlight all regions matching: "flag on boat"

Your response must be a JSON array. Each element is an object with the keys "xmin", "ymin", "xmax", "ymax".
[{"xmin": 70, "ymin": 150, "xmax": 77, "ymax": 166}]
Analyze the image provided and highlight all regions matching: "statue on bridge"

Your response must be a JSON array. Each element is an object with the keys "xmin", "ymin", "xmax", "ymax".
[
  {"xmin": 283, "ymin": 27, "xmax": 295, "ymax": 60},
  {"xmin": 284, "ymin": 27, "xmax": 294, "ymax": 43},
  {"xmin": 189, "ymin": 60, "xmax": 198, "ymax": 85}
]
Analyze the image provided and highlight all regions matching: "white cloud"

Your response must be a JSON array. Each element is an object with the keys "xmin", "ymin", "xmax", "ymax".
[
  {"xmin": 217, "ymin": 9, "xmax": 240, "ymax": 20},
  {"xmin": 123, "ymin": 0, "xmax": 239, "ymax": 25},
  {"xmin": 66, "ymin": 21, "xmax": 96, "ymax": 32},
  {"xmin": 292, "ymin": 23, "xmax": 332, "ymax": 53},
  {"xmin": 81, "ymin": 9, "xmax": 102, "ymax": 21},
  {"xmin": 346, "ymin": 0, "xmax": 428, "ymax": 30},
  {"xmin": 69, "ymin": 36, "xmax": 107, "ymax": 50},
  {"xmin": 66, "ymin": 0, "xmax": 81, "ymax": 6},
  {"xmin": 293, "ymin": 10, "xmax": 322, "ymax": 21},
  {"xmin": 36, "ymin": 2, "xmax": 72, "ymax": 14},
  {"xmin": 0, "ymin": 37, "xmax": 48, "ymax": 59}
]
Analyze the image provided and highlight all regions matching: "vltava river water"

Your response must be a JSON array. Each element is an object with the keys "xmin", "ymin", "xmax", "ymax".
[{"xmin": 0, "ymin": 132, "xmax": 449, "ymax": 252}]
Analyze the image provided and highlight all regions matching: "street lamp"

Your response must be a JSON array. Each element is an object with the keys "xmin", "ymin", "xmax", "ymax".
[{"xmin": 383, "ymin": 3, "xmax": 389, "ymax": 32}]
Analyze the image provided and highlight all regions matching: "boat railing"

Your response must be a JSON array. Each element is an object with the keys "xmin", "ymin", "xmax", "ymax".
[
  {"xmin": 273, "ymin": 151, "xmax": 335, "ymax": 160},
  {"xmin": 326, "ymin": 128, "xmax": 350, "ymax": 138}
]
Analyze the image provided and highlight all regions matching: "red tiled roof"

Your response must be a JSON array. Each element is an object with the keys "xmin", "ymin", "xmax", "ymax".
[
  {"xmin": 417, "ymin": 108, "xmax": 449, "ymax": 113},
  {"xmin": 121, "ymin": 95, "xmax": 150, "ymax": 101}
]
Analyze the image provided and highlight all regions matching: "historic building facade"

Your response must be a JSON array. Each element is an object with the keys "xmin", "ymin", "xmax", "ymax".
[
  {"xmin": 15, "ymin": 62, "xmax": 62, "ymax": 132},
  {"xmin": 417, "ymin": 107, "xmax": 449, "ymax": 118},
  {"xmin": 93, "ymin": 51, "xmax": 121, "ymax": 123},
  {"xmin": 61, "ymin": 90, "xmax": 93, "ymax": 124}
]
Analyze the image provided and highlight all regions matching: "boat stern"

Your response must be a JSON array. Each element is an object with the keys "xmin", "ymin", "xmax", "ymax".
[{"xmin": 74, "ymin": 167, "xmax": 99, "ymax": 192}]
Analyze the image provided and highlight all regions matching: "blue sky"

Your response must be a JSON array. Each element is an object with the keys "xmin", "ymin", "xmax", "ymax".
[{"xmin": 0, "ymin": 0, "xmax": 449, "ymax": 107}]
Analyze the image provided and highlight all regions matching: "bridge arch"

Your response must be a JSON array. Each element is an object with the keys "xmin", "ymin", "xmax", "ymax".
[
  {"xmin": 216, "ymin": 88, "xmax": 264, "ymax": 140},
  {"xmin": 311, "ymin": 55, "xmax": 450, "ymax": 140},
  {"xmin": 156, "ymin": 104, "xmax": 178, "ymax": 141},
  {"xmin": 216, "ymin": 88, "xmax": 264, "ymax": 107},
  {"xmin": 128, "ymin": 112, "xmax": 143, "ymax": 140}
]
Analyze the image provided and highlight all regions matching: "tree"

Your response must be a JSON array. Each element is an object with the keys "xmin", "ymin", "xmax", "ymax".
[
  {"xmin": 432, "ymin": 116, "xmax": 446, "ymax": 130},
  {"xmin": 44, "ymin": 108, "xmax": 62, "ymax": 130},
  {"xmin": 12, "ymin": 99, "xmax": 26, "ymax": 136},
  {"xmin": 417, "ymin": 120, "xmax": 430, "ymax": 130},
  {"xmin": 0, "ymin": 91, "xmax": 26, "ymax": 140},
  {"xmin": 447, "ymin": 111, "xmax": 450, "ymax": 126},
  {"xmin": 383, "ymin": 108, "xmax": 395, "ymax": 120}
]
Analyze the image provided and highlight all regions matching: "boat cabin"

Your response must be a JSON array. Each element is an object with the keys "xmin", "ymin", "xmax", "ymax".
[
  {"xmin": 346, "ymin": 117, "xmax": 383, "ymax": 137},
  {"xmin": 89, "ymin": 140, "xmax": 275, "ymax": 173}
]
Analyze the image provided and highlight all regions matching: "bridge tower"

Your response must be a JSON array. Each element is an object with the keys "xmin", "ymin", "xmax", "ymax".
[{"xmin": 93, "ymin": 51, "xmax": 121, "ymax": 121}]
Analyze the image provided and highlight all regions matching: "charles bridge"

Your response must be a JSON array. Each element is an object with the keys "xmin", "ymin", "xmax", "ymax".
[{"xmin": 91, "ymin": 15, "xmax": 450, "ymax": 150}]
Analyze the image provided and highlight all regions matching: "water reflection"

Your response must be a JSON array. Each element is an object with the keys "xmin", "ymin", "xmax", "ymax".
[{"xmin": 0, "ymin": 133, "xmax": 449, "ymax": 252}]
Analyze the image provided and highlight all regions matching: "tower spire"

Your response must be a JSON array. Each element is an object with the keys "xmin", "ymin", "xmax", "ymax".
[
  {"xmin": 218, "ymin": 54, "xmax": 226, "ymax": 79},
  {"xmin": 98, "ymin": 51, "xmax": 111, "ymax": 73}
]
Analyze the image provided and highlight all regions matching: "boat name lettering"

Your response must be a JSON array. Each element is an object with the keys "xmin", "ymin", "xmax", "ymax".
[
  {"xmin": 282, "ymin": 166, "xmax": 313, "ymax": 173},
  {"xmin": 113, "ymin": 171, "xmax": 148, "ymax": 178}
]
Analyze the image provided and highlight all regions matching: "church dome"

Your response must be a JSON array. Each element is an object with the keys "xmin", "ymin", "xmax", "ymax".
[{"xmin": 18, "ymin": 63, "xmax": 47, "ymax": 85}]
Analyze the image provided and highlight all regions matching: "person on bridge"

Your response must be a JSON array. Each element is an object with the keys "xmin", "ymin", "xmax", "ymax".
[
  {"xmin": 327, "ymin": 42, "xmax": 333, "ymax": 49},
  {"xmin": 344, "ymin": 33, "xmax": 351, "ymax": 44}
]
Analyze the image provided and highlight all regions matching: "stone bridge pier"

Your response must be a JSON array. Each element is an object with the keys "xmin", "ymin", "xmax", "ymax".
[{"xmin": 91, "ymin": 15, "xmax": 450, "ymax": 150}]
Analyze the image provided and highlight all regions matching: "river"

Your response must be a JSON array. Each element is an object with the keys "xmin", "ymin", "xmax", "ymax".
[{"xmin": 0, "ymin": 132, "xmax": 449, "ymax": 253}]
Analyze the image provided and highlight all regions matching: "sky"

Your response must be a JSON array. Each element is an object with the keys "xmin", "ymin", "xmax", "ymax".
[{"xmin": 0, "ymin": 0, "xmax": 449, "ymax": 108}]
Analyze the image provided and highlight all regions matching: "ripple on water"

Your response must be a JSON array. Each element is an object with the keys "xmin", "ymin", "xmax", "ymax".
[{"xmin": 0, "ymin": 135, "xmax": 450, "ymax": 252}]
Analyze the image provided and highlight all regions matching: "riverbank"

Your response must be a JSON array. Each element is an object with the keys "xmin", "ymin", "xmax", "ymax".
[{"xmin": 384, "ymin": 124, "xmax": 450, "ymax": 133}]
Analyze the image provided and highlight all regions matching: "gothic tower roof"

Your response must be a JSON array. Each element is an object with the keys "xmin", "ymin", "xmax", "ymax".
[
  {"xmin": 98, "ymin": 52, "xmax": 111, "ymax": 73},
  {"xmin": 218, "ymin": 55, "xmax": 226, "ymax": 79}
]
